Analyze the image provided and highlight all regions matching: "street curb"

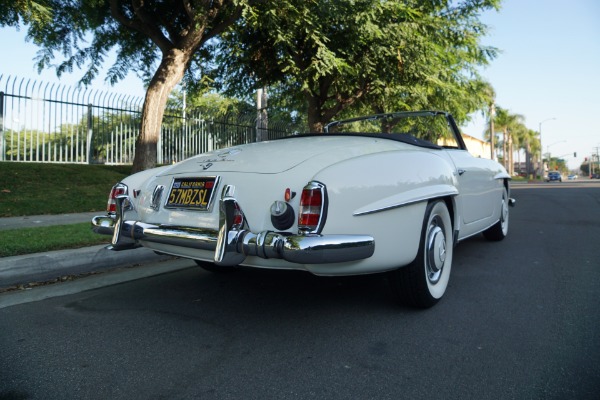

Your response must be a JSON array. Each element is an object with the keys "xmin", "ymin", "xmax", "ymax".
[
  {"xmin": 0, "ymin": 258, "xmax": 195, "ymax": 309},
  {"xmin": 0, "ymin": 245, "xmax": 175, "ymax": 287}
]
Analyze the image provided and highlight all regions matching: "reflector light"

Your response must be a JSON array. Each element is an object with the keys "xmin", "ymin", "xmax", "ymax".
[{"xmin": 284, "ymin": 188, "xmax": 291, "ymax": 202}]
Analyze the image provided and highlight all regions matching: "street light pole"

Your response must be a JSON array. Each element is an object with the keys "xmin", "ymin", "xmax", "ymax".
[{"xmin": 538, "ymin": 117, "xmax": 556, "ymax": 180}]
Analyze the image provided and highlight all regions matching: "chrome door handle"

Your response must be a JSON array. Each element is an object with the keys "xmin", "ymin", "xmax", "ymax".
[{"xmin": 457, "ymin": 169, "xmax": 466, "ymax": 176}]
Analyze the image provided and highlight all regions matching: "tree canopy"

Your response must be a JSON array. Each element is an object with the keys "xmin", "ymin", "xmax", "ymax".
[
  {"xmin": 0, "ymin": 0, "xmax": 52, "ymax": 27},
  {"xmin": 209, "ymin": 0, "xmax": 500, "ymax": 131},
  {"xmin": 5, "ymin": 0, "xmax": 504, "ymax": 170}
]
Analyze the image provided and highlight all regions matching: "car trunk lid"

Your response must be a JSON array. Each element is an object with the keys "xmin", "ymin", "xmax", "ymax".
[{"xmin": 156, "ymin": 135, "xmax": 406, "ymax": 176}]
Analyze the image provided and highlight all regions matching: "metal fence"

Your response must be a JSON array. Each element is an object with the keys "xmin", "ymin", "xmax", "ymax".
[{"xmin": 0, "ymin": 74, "xmax": 301, "ymax": 165}]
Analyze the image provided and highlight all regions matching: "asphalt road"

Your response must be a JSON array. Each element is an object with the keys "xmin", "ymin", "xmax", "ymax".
[{"xmin": 0, "ymin": 182, "xmax": 599, "ymax": 400}]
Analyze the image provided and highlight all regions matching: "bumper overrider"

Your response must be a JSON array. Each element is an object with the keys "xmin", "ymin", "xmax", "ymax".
[{"xmin": 92, "ymin": 186, "xmax": 375, "ymax": 267}]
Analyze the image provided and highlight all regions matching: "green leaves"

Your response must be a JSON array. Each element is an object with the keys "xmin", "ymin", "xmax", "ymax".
[
  {"xmin": 208, "ymin": 0, "xmax": 500, "ymax": 131},
  {"xmin": 0, "ymin": 0, "xmax": 53, "ymax": 27},
  {"xmin": 7, "ymin": 0, "xmax": 502, "ymax": 146}
]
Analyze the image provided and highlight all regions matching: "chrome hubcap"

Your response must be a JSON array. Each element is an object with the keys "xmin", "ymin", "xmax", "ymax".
[
  {"xmin": 426, "ymin": 219, "xmax": 446, "ymax": 284},
  {"xmin": 501, "ymin": 196, "xmax": 509, "ymax": 232}
]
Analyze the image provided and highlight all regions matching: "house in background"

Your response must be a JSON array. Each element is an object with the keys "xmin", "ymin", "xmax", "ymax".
[
  {"xmin": 461, "ymin": 133, "xmax": 491, "ymax": 159},
  {"xmin": 438, "ymin": 132, "xmax": 491, "ymax": 159}
]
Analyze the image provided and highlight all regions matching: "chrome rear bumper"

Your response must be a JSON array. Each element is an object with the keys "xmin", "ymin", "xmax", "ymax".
[{"xmin": 92, "ymin": 189, "xmax": 375, "ymax": 266}]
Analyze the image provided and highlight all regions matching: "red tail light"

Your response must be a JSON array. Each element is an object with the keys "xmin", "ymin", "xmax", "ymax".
[
  {"xmin": 107, "ymin": 183, "xmax": 127, "ymax": 213},
  {"xmin": 298, "ymin": 182, "xmax": 326, "ymax": 234}
]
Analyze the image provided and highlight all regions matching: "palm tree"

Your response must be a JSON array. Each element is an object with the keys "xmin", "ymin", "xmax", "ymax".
[
  {"xmin": 510, "ymin": 122, "xmax": 528, "ymax": 176},
  {"xmin": 481, "ymin": 83, "xmax": 496, "ymax": 161},
  {"xmin": 492, "ymin": 107, "xmax": 524, "ymax": 173},
  {"xmin": 518, "ymin": 128, "xmax": 540, "ymax": 178},
  {"xmin": 484, "ymin": 123, "xmax": 501, "ymax": 162}
]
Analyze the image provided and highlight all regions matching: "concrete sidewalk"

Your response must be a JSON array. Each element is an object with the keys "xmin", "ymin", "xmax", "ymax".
[
  {"xmin": 0, "ymin": 211, "xmax": 100, "ymax": 231},
  {"xmin": 0, "ymin": 212, "xmax": 176, "ymax": 288}
]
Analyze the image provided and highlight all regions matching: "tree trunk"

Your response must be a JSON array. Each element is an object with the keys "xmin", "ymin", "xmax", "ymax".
[
  {"xmin": 132, "ymin": 48, "xmax": 190, "ymax": 173},
  {"xmin": 502, "ymin": 129, "xmax": 507, "ymax": 170},
  {"xmin": 306, "ymin": 95, "xmax": 324, "ymax": 133},
  {"xmin": 516, "ymin": 145, "xmax": 521, "ymax": 176},
  {"xmin": 525, "ymin": 139, "xmax": 531, "ymax": 179},
  {"xmin": 508, "ymin": 134, "xmax": 514, "ymax": 175},
  {"xmin": 489, "ymin": 118, "xmax": 495, "ymax": 161}
]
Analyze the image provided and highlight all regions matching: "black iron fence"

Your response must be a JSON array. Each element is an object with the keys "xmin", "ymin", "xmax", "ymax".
[{"xmin": 0, "ymin": 75, "xmax": 302, "ymax": 165}]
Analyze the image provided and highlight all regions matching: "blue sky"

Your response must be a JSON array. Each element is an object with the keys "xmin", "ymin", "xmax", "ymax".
[
  {"xmin": 1, "ymin": 0, "xmax": 598, "ymax": 170},
  {"xmin": 465, "ymin": 0, "xmax": 600, "ymax": 169}
]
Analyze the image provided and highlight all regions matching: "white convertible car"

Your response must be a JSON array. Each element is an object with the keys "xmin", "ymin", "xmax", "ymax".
[{"xmin": 92, "ymin": 111, "xmax": 514, "ymax": 308}]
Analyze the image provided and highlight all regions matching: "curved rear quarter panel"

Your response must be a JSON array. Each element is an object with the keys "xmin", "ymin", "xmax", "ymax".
[{"xmin": 309, "ymin": 149, "xmax": 457, "ymax": 274}]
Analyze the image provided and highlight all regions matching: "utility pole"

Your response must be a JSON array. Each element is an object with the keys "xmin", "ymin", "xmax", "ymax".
[
  {"xmin": 256, "ymin": 87, "xmax": 268, "ymax": 142},
  {"xmin": 538, "ymin": 118, "xmax": 556, "ymax": 180}
]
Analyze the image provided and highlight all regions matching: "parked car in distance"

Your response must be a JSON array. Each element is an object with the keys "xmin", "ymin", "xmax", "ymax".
[
  {"xmin": 567, "ymin": 174, "xmax": 577, "ymax": 180},
  {"xmin": 92, "ymin": 111, "xmax": 515, "ymax": 309},
  {"xmin": 546, "ymin": 171, "xmax": 562, "ymax": 182}
]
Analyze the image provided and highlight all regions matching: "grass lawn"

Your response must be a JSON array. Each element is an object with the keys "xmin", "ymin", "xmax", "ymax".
[
  {"xmin": 0, "ymin": 162, "xmax": 131, "ymax": 217},
  {"xmin": 0, "ymin": 162, "xmax": 130, "ymax": 256},
  {"xmin": 0, "ymin": 223, "xmax": 111, "ymax": 257}
]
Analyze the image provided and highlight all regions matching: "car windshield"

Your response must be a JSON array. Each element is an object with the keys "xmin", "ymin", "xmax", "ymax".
[{"xmin": 324, "ymin": 111, "xmax": 460, "ymax": 148}]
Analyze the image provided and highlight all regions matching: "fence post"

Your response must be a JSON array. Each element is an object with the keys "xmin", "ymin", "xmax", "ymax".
[
  {"xmin": 0, "ymin": 91, "xmax": 4, "ymax": 161},
  {"xmin": 86, "ymin": 103, "xmax": 93, "ymax": 164}
]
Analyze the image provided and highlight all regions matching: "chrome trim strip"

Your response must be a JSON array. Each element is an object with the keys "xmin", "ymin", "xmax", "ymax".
[
  {"xmin": 353, "ymin": 188, "xmax": 458, "ymax": 216},
  {"xmin": 353, "ymin": 199, "xmax": 422, "ymax": 216}
]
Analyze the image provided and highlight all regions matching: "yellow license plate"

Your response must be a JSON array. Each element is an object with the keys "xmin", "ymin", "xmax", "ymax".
[{"xmin": 165, "ymin": 177, "xmax": 219, "ymax": 210}]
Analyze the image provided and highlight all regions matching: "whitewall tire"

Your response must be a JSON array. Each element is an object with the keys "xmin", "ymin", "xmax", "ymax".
[
  {"xmin": 389, "ymin": 200, "xmax": 453, "ymax": 308},
  {"xmin": 483, "ymin": 186, "xmax": 509, "ymax": 241}
]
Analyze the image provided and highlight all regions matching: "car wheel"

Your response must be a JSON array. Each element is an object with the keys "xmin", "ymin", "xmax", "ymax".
[
  {"xmin": 194, "ymin": 260, "xmax": 237, "ymax": 273},
  {"xmin": 388, "ymin": 200, "xmax": 453, "ymax": 308},
  {"xmin": 482, "ymin": 186, "xmax": 509, "ymax": 241}
]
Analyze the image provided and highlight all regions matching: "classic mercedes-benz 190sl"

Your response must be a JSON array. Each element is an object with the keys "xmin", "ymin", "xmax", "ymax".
[{"xmin": 92, "ymin": 111, "xmax": 514, "ymax": 308}]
